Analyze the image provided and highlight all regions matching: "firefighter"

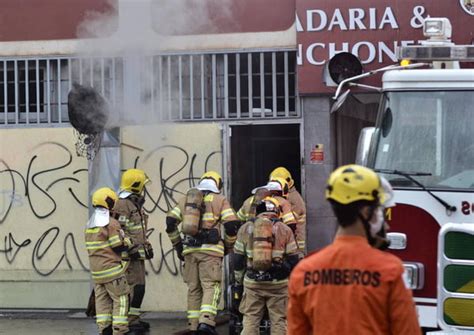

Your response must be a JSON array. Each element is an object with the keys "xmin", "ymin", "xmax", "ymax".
[
  {"xmin": 270, "ymin": 167, "xmax": 307, "ymax": 255},
  {"xmin": 237, "ymin": 177, "xmax": 298, "ymax": 229},
  {"xmin": 233, "ymin": 197, "xmax": 299, "ymax": 335},
  {"xmin": 238, "ymin": 177, "xmax": 300, "ymax": 260},
  {"xmin": 287, "ymin": 165, "xmax": 421, "ymax": 335},
  {"xmin": 166, "ymin": 171, "xmax": 240, "ymax": 335},
  {"xmin": 113, "ymin": 169, "xmax": 153, "ymax": 332},
  {"xmin": 85, "ymin": 187, "xmax": 133, "ymax": 335}
]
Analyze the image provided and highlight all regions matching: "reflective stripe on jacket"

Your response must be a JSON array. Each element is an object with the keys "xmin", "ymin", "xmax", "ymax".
[
  {"xmin": 167, "ymin": 192, "xmax": 238, "ymax": 257},
  {"xmin": 234, "ymin": 214, "xmax": 298, "ymax": 289},
  {"xmin": 85, "ymin": 219, "xmax": 127, "ymax": 284},
  {"xmin": 114, "ymin": 198, "xmax": 149, "ymax": 260},
  {"xmin": 288, "ymin": 187, "xmax": 307, "ymax": 252},
  {"xmin": 237, "ymin": 195, "xmax": 298, "ymax": 226}
]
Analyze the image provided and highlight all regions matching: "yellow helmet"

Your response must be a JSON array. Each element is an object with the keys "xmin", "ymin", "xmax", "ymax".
[
  {"xmin": 325, "ymin": 164, "xmax": 383, "ymax": 205},
  {"xmin": 268, "ymin": 177, "xmax": 289, "ymax": 198},
  {"xmin": 256, "ymin": 196, "xmax": 282, "ymax": 216},
  {"xmin": 200, "ymin": 171, "xmax": 223, "ymax": 191},
  {"xmin": 92, "ymin": 187, "xmax": 118, "ymax": 210},
  {"xmin": 270, "ymin": 167, "xmax": 294, "ymax": 188},
  {"xmin": 120, "ymin": 169, "xmax": 150, "ymax": 194}
]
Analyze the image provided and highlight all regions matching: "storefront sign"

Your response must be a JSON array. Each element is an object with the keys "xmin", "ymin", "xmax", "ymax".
[{"xmin": 296, "ymin": 0, "xmax": 474, "ymax": 94}]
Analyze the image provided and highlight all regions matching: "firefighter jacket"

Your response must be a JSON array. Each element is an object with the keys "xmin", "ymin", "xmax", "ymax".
[
  {"xmin": 167, "ymin": 192, "xmax": 239, "ymax": 257},
  {"xmin": 237, "ymin": 195, "xmax": 298, "ymax": 227},
  {"xmin": 85, "ymin": 218, "xmax": 130, "ymax": 284},
  {"xmin": 236, "ymin": 196, "xmax": 256, "ymax": 221},
  {"xmin": 288, "ymin": 187, "xmax": 306, "ymax": 252},
  {"xmin": 287, "ymin": 235, "xmax": 421, "ymax": 335},
  {"xmin": 234, "ymin": 213, "xmax": 298, "ymax": 290},
  {"xmin": 114, "ymin": 197, "xmax": 149, "ymax": 260}
]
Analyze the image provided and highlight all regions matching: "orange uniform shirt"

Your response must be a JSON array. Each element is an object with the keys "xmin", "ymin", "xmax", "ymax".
[{"xmin": 287, "ymin": 235, "xmax": 421, "ymax": 335}]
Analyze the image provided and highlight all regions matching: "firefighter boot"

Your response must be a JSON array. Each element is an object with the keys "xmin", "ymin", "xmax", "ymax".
[
  {"xmin": 139, "ymin": 320, "xmax": 150, "ymax": 330},
  {"xmin": 125, "ymin": 329, "xmax": 143, "ymax": 335},
  {"xmin": 197, "ymin": 323, "xmax": 218, "ymax": 335},
  {"xmin": 128, "ymin": 322, "xmax": 147, "ymax": 333},
  {"xmin": 101, "ymin": 325, "xmax": 112, "ymax": 335}
]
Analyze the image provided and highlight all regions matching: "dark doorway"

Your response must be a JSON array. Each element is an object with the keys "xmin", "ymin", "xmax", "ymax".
[{"xmin": 230, "ymin": 124, "xmax": 301, "ymax": 209}]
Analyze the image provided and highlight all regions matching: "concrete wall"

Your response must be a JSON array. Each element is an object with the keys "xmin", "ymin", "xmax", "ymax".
[
  {"xmin": 302, "ymin": 97, "xmax": 338, "ymax": 251},
  {"xmin": 0, "ymin": 128, "xmax": 90, "ymax": 308},
  {"xmin": 0, "ymin": 123, "xmax": 222, "ymax": 311}
]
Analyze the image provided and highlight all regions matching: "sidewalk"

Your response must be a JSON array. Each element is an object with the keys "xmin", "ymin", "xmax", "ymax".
[{"xmin": 0, "ymin": 310, "xmax": 230, "ymax": 335}]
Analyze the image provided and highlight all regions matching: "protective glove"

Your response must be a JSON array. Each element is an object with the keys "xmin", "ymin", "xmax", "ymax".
[
  {"xmin": 270, "ymin": 261, "xmax": 291, "ymax": 280},
  {"xmin": 129, "ymin": 250, "xmax": 141, "ymax": 260},
  {"xmin": 198, "ymin": 228, "xmax": 220, "ymax": 244},
  {"xmin": 144, "ymin": 243, "xmax": 154, "ymax": 260}
]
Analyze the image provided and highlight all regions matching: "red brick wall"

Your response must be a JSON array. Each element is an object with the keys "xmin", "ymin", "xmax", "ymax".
[{"xmin": 0, "ymin": 0, "xmax": 115, "ymax": 41}]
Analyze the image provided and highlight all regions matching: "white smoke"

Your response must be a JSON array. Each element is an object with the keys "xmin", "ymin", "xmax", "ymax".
[
  {"xmin": 76, "ymin": 0, "xmax": 118, "ymax": 40},
  {"xmin": 150, "ymin": 0, "xmax": 234, "ymax": 36},
  {"xmin": 74, "ymin": 0, "xmax": 233, "ymax": 129}
]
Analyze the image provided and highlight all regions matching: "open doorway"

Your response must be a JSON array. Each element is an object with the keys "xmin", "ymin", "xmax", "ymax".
[{"xmin": 230, "ymin": 124, "xmax": 301, "ymax": 209}]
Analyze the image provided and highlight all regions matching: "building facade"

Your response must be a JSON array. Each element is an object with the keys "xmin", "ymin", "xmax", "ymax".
[{"xmin": 0, "ymin": 0, "xmax": 471, "ymax": 311}]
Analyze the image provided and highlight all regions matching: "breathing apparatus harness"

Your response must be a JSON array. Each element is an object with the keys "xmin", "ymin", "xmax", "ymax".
[
  {"xmin": 183, "ymin": 228, "xmax": 221, "ymax": 247},
  {"xmin": 246, "ymin": 215, "xmax": 293, "ymax": 282},
  {"xmin": 182, "ymin": 190, "xmax": 221, "ymax": 247}
]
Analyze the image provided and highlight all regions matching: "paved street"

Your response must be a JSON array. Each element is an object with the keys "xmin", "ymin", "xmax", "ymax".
[{"xmin": 0, "ymin": 311, "xmax": 230, "ymax": 335}]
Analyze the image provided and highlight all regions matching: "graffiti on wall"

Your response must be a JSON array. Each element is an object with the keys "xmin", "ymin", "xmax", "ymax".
[
  {"xmin": 0, "ymin": 142, "xmax": 87, "ymax": 222},
  {"xmin": 124, "ymin": 144, "xmax": 222, "ymax": 277},
  {"xmin": 0, "ymin": 141, "xmax": 89, "ymax": 277},
  {"xmin": 0, "ymin": 124, "xmax": 222, "ymax": 309},
  {"xmin": 121, "ymin": 124, "xmax": 223, "ymax": 311},
  {"xmin": 0, "ymin": 142, "xmax": 221, "ymax": 275}
]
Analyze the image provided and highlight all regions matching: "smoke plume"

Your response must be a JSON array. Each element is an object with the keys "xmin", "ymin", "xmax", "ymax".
[{"xmin": 73, "ymin": 0, "xmax": 233, "ymax": 130}]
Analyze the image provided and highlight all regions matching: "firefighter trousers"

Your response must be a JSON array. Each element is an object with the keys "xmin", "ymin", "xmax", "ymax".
[
  {"xmin": 239, "ymin": 285, "xmax": 288, "ymax": 335},
  {"xmin": 125, "ymin": 259, "xmax": 146, "ymax": 325},
  {"xmin": 95, "ymin": 276, "xmax": 130, "ymax": 335},
  {"xmin": 182, "ymin": 252, "xmax": 222, "ymax": 331}
]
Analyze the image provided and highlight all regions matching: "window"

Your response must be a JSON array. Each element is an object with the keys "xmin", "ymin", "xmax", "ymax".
[
  {"xmin": 0, "ymin": 51, "xmax": 298, "ymax": 128},
  {"xmin": 373, "ymin": 91, "xmax": 474, "ymax": 190},
  {"xmin": 0, "ymin": 60, "xmax": 45, "ymax": 124},
  {"xmin": 151, "ymin": 51, "xmax": 298, "ymax": 121}
]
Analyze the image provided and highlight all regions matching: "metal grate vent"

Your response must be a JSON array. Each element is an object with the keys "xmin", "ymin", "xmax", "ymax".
[{"xmin": 0, "ymin": 50, "xmax": 298, "ymax": 128}]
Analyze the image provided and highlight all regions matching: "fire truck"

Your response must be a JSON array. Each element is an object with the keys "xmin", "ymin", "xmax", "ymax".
[{"xmin": 329, "ymin": 18, "xmax": 474, "ymax": 332}]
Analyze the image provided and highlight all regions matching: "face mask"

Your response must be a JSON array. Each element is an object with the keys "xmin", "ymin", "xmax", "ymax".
[{"xmin": 369, "ymin": 207, "xmax": 384, "ymax": 237}]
